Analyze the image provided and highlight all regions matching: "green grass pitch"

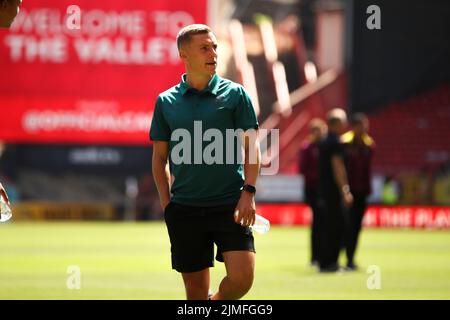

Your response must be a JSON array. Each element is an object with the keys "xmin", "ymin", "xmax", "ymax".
[{"xmin": 0, "ymin": 222, "xmax": 449, "ymax": 299}]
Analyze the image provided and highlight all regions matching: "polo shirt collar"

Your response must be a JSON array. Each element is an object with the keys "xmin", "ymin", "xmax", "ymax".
[{"xmin": 180, "ymin": 73, "xmax": 220, "ymax": 96}]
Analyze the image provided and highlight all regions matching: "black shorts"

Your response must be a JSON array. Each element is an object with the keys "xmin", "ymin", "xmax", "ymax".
[{"xmin": 163, "ymin": 201, "xmax": 255, "ymax": 273}]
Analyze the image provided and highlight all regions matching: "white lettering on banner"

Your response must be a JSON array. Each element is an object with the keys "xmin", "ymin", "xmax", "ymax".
[
  {"xmin": 5, "ymin": 35, "xmax": 68, "ymax": 63},
  {"xmin": 81, "ymin": 10, "xmax": 146, "ymax": 37},
  {"xmin": 364, "ymin": 207, "xmax": 450, "ymax": 229},
  {"xmin": 435, "ymin": 210, "xmax": 450, "ymax": 228},
  {"xmin": 242, "ymin": 205, "xmax": 450, "ymax": 228},
  {"xmin": 151, "ymin": 11, "xmax": 195, "ymax": 36},
  {"xmin": 414, "ymin": 208, "xmax": 434, "ymax": 228},
  {"xmin": 11, "ymin": 9, "xmax": 62, "ymax": 35},
  {"xmin": 11, "ymin": 9, "xmax": 147, "ymax": 37},
  {"xmin": 362, "ymin": 209, "xmax": 377, "ymax": 227},
  {"xmin": 10, "ymin": 9, "xmax": 194, "ymax": 38},
  {"xmin": 4, "ymin": 8, "xmax": 193, "ymax": 65},
  {"xmin": 4, "ymin": 35, "xmax": 179, "ymax": 65},
  {"xmin": 22, "ymin": 110, "xmax": 151, "ymax": 134},
  {"xmin": 379, "ymin": 208, "xmax": 412, "ymax": 228},
  {"xmin": 74, "ymin": 37, "xmax": 178, "ymax": 65}
]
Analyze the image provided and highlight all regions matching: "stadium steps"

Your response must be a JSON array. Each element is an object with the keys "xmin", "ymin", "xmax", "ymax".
[
  {"xmin": 369, "ymin": 84, "xmax": 450, "ymax": 174},
  {"xmin": 272, "ymin": 72, "xmax": 348, "ymax": 174}
]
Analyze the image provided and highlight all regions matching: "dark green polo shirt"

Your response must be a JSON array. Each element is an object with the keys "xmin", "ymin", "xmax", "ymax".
[{"xmin": 150, "ymin": 73, "xmax": 258, "ymax": 207}]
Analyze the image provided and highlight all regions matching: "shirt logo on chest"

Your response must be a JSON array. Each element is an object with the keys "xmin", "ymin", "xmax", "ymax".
[{"xmin": 216, "ymin": 95, "xmax": 226, "ymax": 102}]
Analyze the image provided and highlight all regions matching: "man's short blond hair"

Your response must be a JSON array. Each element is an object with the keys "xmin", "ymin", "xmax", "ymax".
[{"xmin": 176, "ymin": 24, "xmax": 213, "ymax": 50}]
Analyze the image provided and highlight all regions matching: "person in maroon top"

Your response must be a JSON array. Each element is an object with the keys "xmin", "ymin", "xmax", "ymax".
[
  {"xmin": 300, "ymin": 118, "xmax": 327, "ymax": 266},
  {"xmin": 341, "ymin": 113, "xmax": 375, "ymax": 270}
]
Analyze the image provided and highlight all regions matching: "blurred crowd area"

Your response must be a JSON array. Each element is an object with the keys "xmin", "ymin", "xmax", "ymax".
[{"xmin": 1, "ymin": 0, "xmax": 449, "ymax": 220}]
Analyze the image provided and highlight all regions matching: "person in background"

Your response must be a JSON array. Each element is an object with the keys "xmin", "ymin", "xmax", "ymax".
[
  {"xmin": 0, "ymin": 142, "xmax": 11, "ymax": 215},
  {"xmin": 0, "ymin": 0, "xmax": 22, "ymax": 28},
  {"xmin": 382, "ymin": 176, "xmax": 399, "ymax": 205},
  {"xmin": 1, "ymin": 0, "xmax": 23, "ymax": 213},
  {"xmin": 341, "ymin": 113, "xmax": 375, "ymax": 271},
  {"xmin": 300, "ymin": 118, "xmax": 327, "ymax": 267},
  {"xmin": 317, "ymin": 108, "xmax": 353, "ymax": 273},
  {"xmin": 0, "ymin": 182, "xmax": 10, "ymax": 206}
]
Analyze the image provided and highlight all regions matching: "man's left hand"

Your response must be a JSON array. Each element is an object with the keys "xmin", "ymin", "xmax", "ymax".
[{"xmin": 234, "ymin": 191, "xmax": 256, "ymax": 227}]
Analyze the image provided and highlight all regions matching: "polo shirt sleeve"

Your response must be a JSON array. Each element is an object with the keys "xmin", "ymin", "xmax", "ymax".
[
  {"xmin": 233, "ymin": 86, "xmax": 259, "ymax": 131},
  {"xmin": 149, "ymin": 96, "xmax": 171, "ymax": 141}
]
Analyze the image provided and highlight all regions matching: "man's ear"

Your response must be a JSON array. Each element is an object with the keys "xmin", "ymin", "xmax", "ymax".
[{"xmin": 179, "ymin": 47, "xmax": 188, "ymax": 61}]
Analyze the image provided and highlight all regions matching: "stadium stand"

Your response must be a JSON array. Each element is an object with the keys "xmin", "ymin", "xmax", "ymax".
[{"xmin": 369, "ymin": 84, "xmax": 450, "ymax": 174}]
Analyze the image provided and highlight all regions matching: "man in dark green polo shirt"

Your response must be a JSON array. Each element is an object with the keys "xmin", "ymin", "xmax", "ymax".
[{"xmin": 150, "ymin": 24, "xmax": 261, "ymax": 300}]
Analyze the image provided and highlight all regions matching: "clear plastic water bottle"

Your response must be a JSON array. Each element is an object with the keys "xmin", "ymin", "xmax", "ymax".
[
  {"xmin": 250, "ymin": 214, "xmax": 270, "ymax": 234},
  {"xmin": 0, "ymin": 194, "xmax": 12, "ymax": 223},
  {"xmin": 235, "ymin": 211, "xmax": 270, "ymax": 234}
]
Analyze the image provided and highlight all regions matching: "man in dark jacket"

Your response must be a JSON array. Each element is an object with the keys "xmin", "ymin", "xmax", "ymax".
[{"xmin": 318, "ymin": 108, "xmax": 353, "ymax": 272}]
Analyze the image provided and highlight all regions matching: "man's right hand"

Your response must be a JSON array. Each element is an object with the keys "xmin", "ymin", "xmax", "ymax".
[{"xmin": 342, "ymin": 191, "xmax": 353, "ymax": 208}]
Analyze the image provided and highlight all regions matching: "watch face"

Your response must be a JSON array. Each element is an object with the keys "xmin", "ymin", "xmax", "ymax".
[{"xmin": 244, "ymin": 185, "xmax": 256, "ymax": 193}]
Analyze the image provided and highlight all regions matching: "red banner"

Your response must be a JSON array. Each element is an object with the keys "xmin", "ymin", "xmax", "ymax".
[
  {"xmin": 257, "ymin": 204, "xmax": 450, "ymax": 229},
  {"xmin": 0, "ymin": 0, "xmax": 207, "ymax": 144}
]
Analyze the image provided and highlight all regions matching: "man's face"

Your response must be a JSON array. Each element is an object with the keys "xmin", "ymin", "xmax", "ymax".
[
  {"xmin": 336, "ymin": 118, "xmax": 347, "ymax": 135},
  {"xmin": 0, "ymin": 0, "xmax": 22, "ymax": 28},
  {"xmin": 180, "ymin": 32, "xmax": 218, "ymax": 77},
  {"xmin": 353, "ymin": 119, "xmax": 369, "ymax": 136},
  {"xmin": 310, "ymin": 126, "xmax": 325, "ymax": 142}
]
